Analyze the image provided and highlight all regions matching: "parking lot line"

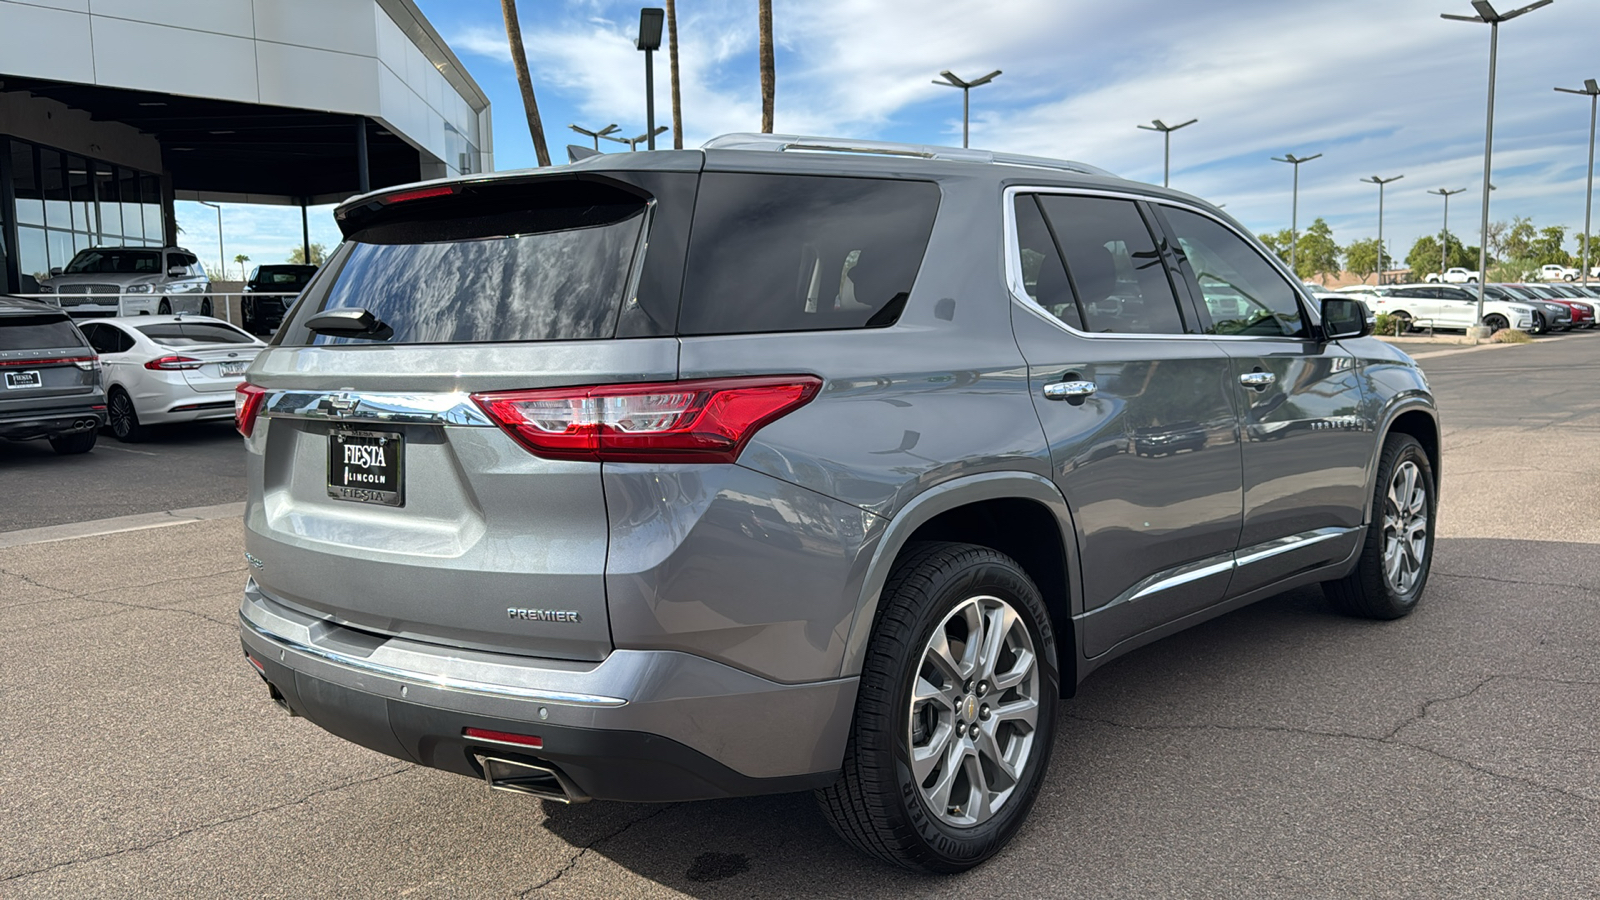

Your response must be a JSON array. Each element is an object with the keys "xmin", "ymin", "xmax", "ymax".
[{"xmin": 0, "ymin": 501, "xmax": 243, "ymax": 550}]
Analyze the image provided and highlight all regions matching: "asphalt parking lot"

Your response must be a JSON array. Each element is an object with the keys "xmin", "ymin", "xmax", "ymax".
[{"xmin": 2, "ymin": 332, "xmax": 1598, "ymax": 898}]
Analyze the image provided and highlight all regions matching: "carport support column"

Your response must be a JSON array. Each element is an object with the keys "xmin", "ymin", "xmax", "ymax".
[
  {"xmin": 300, "ymin": 198, "xmax": 311, "ymax": 266},
  {"xmin": 355, "ymin": 118, "xmax": 370, "ymax": 195}
]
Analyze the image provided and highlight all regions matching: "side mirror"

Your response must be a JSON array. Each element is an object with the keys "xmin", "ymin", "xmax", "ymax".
[
  {"xmin": 168, "ymin": 266, "xmax": 187, "ymax": 277},
  {"xmin": 50, "ymin": 267, "xmax": 63, "ymax": 277},
  {"xmin": 1321, "ymin": 297, "xmax": 1371, "ymax": 340}
]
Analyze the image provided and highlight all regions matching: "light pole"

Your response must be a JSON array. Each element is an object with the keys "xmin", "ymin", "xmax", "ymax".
[
  {"xmin": 934, "ymin": 70, "xmax": 1001, "ymax": 148},
  {"xmin": 1556, "ymin": 78, "xmax": 1600, "ymax": 285},
  {"xmin": 607, "ymin": 127, "xmax": 668, "ymax": 152},
  {"xmin": 1360, "ymin": 175, "xmax": 1403, "ymax": 284},
  {"xmin": 1442, "ymin": 0, "xmax": 1553, "ymax": 336},
  {"xmin": 1271, "ymin": 152, "xmax": 1322, "ymax": 279},
  {"xmin": 1137, "ymin": 118, "xmax": 1197, "ymax": 188},
  {"xmin": 569, "ymin": 123, "xmax": 620, "ymax": 150},
  {"xmin": 636, "ymin": 9, "xmax": 664, "ymax": 149},
  {"xmin": 197, "ymin": 200, "xmax": 224, "ymax": 281},
  {"xmin": 1427, "ymin": 188, "xmax": 1467, "ymax": 276}
]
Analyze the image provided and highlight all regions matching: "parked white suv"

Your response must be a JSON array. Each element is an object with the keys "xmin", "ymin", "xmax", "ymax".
[
  {"xmin": 1424, "ymin": 267, "xmax": 1478, "ymax": 284},
  {"xmin": 1353, "ymin": 284, "xmax": 1536, "ymax": 333},
  {"xmin": 38, "ymin": 246, "xmax": 212, "ymax": 318},
  {"xmin": 1537, "ymin": 264, "xmax": 1579, "ymax": 282}
]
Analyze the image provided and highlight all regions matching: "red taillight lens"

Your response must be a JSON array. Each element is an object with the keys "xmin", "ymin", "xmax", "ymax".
[
  {"xmin": 381, "ymin": 185, "xmax": 456, "ymax": 204},
  {"xmin": 0, "ymin": 355, "xmax": 96, "ymax": 368},
  {"xmin": 235, "ymin": 382, "xmax": 268, "ymax": 437},
  {"xmin": 463, "ymin": 727, "xmax": 544, "ymax": 749},
  {"xmin": 145, "ymin": 355, "xmax": 204, "ymax": 371},
  {"xmin": 472, "ymin": 375, "xmax": 823, "ymax": 464}
]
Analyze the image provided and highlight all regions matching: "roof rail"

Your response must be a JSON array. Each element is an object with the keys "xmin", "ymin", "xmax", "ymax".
[{"xmin": 702, "ymin": 133, "xmax": 1113, "ymax": 178}]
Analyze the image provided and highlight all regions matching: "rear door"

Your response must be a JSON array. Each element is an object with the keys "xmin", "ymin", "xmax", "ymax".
[
  {"xmin": 1008, "ymin": 190, "xmax": 1244, "ymax": 658},
  {"xmin": 243, "ymin": 167, "xmax": 697, "ymax": 661}
]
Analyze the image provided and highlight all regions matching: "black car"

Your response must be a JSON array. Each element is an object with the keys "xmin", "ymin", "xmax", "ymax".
[
  {"xmin": 241, "ymin": 264, "xmax": 318, "ymax": 335},
  {"xmin": 0, "ymin": 295, "xmax": 105, "ymax": 454}
]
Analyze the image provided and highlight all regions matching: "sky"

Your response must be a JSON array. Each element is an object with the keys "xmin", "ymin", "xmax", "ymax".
[{"xmin": 178, "ymin": 0, "xmax": 1600, "ymax": 278}]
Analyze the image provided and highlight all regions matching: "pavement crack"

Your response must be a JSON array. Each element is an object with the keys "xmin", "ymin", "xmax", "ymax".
[
  {"xmin": 1381, "ymin": 675, "xmax": 1498, "ymax": 741},
  {"xmin": 0, "ymin": 564, "xmax": 62, "ymax": 595},
  {"xmin": 0, "ymin": 766, "xmax": 413, "ymax": 885},
  {"xmin": 516, "ymin": 803, "xmax": 680, "ymax": 896},
  {"xmin": 1433, "ymin": 571, "xmax": 1599, "ymax": 596}
]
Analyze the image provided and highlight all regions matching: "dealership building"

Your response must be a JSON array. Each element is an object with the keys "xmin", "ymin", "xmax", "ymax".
[{"xmin": 0, "ymin": 0, "xmax": 492, "ymax": 293}]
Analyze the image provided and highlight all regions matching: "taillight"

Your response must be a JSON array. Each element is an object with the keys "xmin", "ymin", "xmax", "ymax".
[
  {"xmin": 235, "ymin": 382, "xmax": 268, "ymax": 437},
  {"xmin": 0, "ymin": 355, "xmax": 96, "ymax": 368},
  {"xmin": 472, "ymin": 375, "xmax": 823, "ymax": 464},
  {"xmin": 145, "ymin": 355, "xmax": 204, "ymax": 371}
]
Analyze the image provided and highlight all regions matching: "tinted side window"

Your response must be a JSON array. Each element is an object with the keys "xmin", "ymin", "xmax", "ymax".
[
  {"xmin": 1035, "ymin": 195, "xmax": 1187, "ymax": 335},
  {"xmin": 1161, "ymin": 207, "xmax": 1306, "ymax": 338},
  {"xmin": 677, "ymin": 173, "xmax": 940, "ymax": 335},
  {"xmin": 1013, "ymin": 195, "xmax": 1084, "ymax": 330}
]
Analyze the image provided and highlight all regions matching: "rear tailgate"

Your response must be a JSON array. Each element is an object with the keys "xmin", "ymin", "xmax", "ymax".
[
  {"xmin": 0, "ymin": 314, "xmax": 99, "ymax": 409},
  {"xmin": 242, "ymin": 162, "xmax": 699, "ymax": 661}
]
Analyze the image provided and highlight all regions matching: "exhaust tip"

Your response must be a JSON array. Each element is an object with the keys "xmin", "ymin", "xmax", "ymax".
[{"xmin": 472, "ymin": 753, "xmax": 589, "ymax": 804}]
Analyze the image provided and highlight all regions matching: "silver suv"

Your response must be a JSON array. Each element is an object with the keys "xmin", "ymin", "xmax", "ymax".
[
  {"xmin": 40, "ymin": 246, "xmax": 211, "ymax": 317},
  {"xmin": 236, "ymin": 135, "xmax": 1440, "ymax": 872}
]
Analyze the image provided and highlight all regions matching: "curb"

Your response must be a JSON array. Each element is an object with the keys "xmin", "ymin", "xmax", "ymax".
[{"xmin": 0, "ymin": 502, "xmax": 244, "ymax": 550}]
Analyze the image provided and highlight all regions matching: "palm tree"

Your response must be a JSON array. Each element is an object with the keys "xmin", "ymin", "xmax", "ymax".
[
  {"xmin": 666, "ymin": 0, "xmax": 683, "ymax": 149},
  {"xmin": 500, "ymin": 0, "xmax": 551, "ymax": 166},
  {"xmin": 234, "ymin": 254, "xmax": 250, "ymax": 280},
  {"xmin": 758, "ymin": 0, "xmax": 774, "ymax": 133}
]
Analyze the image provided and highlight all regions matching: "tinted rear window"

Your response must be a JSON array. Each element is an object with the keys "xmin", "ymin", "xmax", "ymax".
[
  {"xmin": 677, "ymin": 173, "xmax": 940, "ymax": 335},
  {"xmin": 136, "ymin": 322, "xmax": 255, "ymax": 345},
  {"xmin": 289, "ymin": 179, "xmax": 650, "ymax": 346},
  {"xmin": 0, "ymin": 314, "xmax": 86, "ymax": 350}
]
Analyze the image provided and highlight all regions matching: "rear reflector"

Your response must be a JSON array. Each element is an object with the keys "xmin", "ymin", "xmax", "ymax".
[
  {"xmin": 235, "ymin": 382, "xmax": 268, "ymax": 437},
  {"xmin": 472, "ymin": 375, "xmax": 823, "ymax": 464},
  {"xmin": 463, "ymin": 727, "xmax": 544, "ymax": 750},
  {"xmin": 245, "ymin": 654, "xmax": 266, "ymax": 676}
]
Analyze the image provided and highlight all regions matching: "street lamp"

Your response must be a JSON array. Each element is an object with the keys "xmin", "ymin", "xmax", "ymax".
[
  {"xmin": 1271, "ymin": 152, "xmax": 1322, "ymax": 278},
  {"xmin": 933, "ymin": 70, "xmax": 1001, "ymax": 148},
  {"xmin": 1442, "ymin": 0, "xmax": 1553, "ymax": 336},
  {"xmin": 569, "ymin": 123, "xmax": 620, "ymax": 151},
  {"xmin": 606, "ymin": 127, "xmax": 669, "ymax": 151},
  {"xmin": 1555, "ymin": 78, "xmax": 1600, "ymax": 285},
  {"xmin": 1136, "ymin": 118, "xmax": 1197, "ymax": 188},
  {"xmin": 197, "ymin": 200, "xmax": 224, "ymax": 282},
  {"xmin": 636, "ymin": 8, "xmax": 665, "ymax": 150},
  {"xmin": 1360, "ymin": 175, "xmax": 1403, "ymax": 284},
  {"xmin": 1427, "ymin": 188, "xmax": 1467, "ymax": 277}
]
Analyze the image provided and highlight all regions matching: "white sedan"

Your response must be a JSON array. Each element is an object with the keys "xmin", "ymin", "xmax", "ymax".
[{"xmin": 76, "ymin": 315, "xmax": 266, "ymax": 441}]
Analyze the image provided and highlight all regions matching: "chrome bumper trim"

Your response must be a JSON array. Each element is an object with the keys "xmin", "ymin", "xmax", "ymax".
[{"xmin": 262, "ymin": 390, "xmax": 494, "ymax": 427}]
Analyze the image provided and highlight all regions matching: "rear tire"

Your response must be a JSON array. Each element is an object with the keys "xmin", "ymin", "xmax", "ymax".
[
  {"xmin": 157, "ymin": 299, "xmax": 171, "ymax": 315},
  {"xmin": 49, "ymin": 431, "xmax": 96, "ymax": 454},
  {"xmin": 1389, "ymin": 311, "xmax": 1413, "ymax": 334},
  {"xmin": 200, "ymin": 297, "xmax": 213, "ymax": 317},
  {"xmin": 108, "ymin": 388, "xmax": 147, "ymax": 442},
  {"xmin": 1323, "ymin": 434, "xmax": 1434, "ymax": 620},
  {"xmin": 816, "ymin": 542, "xmax": 1058, "ymax": 873}
]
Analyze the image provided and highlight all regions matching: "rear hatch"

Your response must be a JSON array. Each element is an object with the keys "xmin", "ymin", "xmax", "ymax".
[
  {"xmin": 0, "ymin": 311, "xmax": 99, "ymax": 410},
  {"xmin": 242, "ymin": 161, "xmax": 700, "ymax": 661}
]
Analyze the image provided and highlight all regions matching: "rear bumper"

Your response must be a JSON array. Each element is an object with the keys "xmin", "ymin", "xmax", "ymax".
[
  {"xmin": 0, "ymin": 403, "xmax": 105, "ymax": 440},
  {"xmin": 238, "ymin": 582, "xmax": 854, "ymax": 802}
]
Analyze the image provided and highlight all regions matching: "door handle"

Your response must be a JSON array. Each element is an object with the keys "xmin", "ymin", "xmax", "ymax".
[
  {"xmin": 1239, "ymin": 371, "xmax": 1276, "ymax": 389},
  {"xmin": 1043, "ymin": 380, "xmax": 1098, "ymax": 401}
]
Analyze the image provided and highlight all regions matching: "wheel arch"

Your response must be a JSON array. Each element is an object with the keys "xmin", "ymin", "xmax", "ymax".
[
  {"xmin": 1367, "ymin": 402, "xmax": 1440, "ymax": 522},
  {"xmin": 841, "ymin": 472, "xmax": 1080, "ymax": 696}
]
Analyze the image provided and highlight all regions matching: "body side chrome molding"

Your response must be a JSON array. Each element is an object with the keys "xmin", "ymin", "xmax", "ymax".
[
  {"xmin": 241, "ymin": 615, "xmax": 629, "ymax": 708},
  {"xmin": 262, "ymin": 390, "xmax": 494, "ymax": 426}
]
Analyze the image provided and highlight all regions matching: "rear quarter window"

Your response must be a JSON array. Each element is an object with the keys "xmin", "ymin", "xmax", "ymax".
[{"xmin": 676, "ymin": 173, "xmax": 941, "ymax": 335}]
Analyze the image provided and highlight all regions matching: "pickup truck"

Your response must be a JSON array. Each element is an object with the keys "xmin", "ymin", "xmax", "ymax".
[
  {"xmin": 1425, "ymin": 267, "xmax": 1478, "ymax": 284},
  {"xmin": 1538, "ymin": 264, "xmax": 1580, "ymax": 282}
]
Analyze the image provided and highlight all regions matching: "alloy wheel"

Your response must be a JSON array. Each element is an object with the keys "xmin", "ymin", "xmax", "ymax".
[
  {"xmin": 1381, "ymin": 460, "xmax": 1428, "ymax": 595},
  {"xmin": 908, "ymin": 594, "xmax": 1040, "ymax": 828},
  {"xmin": 109, "ymin": 392, "xmax": 136, "ymax": 440}
]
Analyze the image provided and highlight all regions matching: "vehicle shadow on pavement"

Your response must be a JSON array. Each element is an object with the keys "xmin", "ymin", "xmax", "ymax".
[{"xmin": 533, "ymin": 536, "xmax": 1600, "ymax": 898}]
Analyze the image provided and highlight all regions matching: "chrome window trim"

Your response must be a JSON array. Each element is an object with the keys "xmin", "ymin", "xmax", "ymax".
[
  {"xmin": 1001, "ymin": 185, "xmax": 1324, "ymax": 342},
  {"xmin": 262, "ymin": 390, "xmax": 495, "ymax": 426},
  {"xmin": 241, "ymin": 614, "xmax": 629, "ymax": 708}
]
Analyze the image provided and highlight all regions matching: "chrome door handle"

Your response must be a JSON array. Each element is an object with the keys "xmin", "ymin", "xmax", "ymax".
[
  {"xmin": 1043, "ymin": 380, "xmax": 1098, "ymax": 401},
  {"xmin": 1239, "ymin": 371, "xmax": 1276, "ymax": 389}
]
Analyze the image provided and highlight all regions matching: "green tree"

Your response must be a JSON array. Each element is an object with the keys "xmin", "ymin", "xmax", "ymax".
[
  {"xmin": 1406, "ymin": 235, "xmax": 1442, "ymax": 280},
  {"xmin": 1344, "ymin": 237, "xmax": 1382, "ymax": 283},
  {"xmin": 1531, "ymin": 226, "xmax": 1571, "ymax": 267},
  {"xmin": 1501, "ymin": 216, "xmax": 1536, "ymax": 261},
  {"xmin": 1295, "ymin": 218, "xmax": 1341, "ymax": 282},
  {"xmin": 1257, "ymin": 228, "xmax": 1294, "ymax": 266},
  {"xmin": 288, "ymin": 244, "xmax": 328, "ymax": 266}
]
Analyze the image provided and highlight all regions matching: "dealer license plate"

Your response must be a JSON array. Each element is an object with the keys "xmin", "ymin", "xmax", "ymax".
[
  {"xmin": 327, "ymin": 429, "xmax": 404, "ymax": 507},
  {"xmin": 4, "ymin": 370, "xmax": 42, "ymax": 389}
]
